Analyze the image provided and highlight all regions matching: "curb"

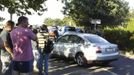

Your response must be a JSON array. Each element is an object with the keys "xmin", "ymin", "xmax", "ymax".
[{"xmin": 120, "ymin": 51, "xmax": 134, "ymax": 59}]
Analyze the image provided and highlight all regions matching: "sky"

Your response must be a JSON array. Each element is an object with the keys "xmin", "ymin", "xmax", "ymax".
[
  {"xmin": 0, "ymin": 0, "xmax": 134, "ymax": 25},
  {"xmin": 0, "ymin": 0, "xmax": 64, "ymax": 25},
  {"xmin": 27, "ymin": 0, "xmax": 64, "ymax": 25},
  {"xmin": 125, "ymin": 0, "xmax": 134, "ymax": 9}
]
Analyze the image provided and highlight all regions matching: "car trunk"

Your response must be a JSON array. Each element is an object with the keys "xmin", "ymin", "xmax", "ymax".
[{"xmin": 94, "ymin": 43, "xmax": 118, "ymax": 54}]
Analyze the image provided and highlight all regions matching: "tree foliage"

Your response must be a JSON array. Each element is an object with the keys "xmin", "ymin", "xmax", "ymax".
[
  {"xmin": 0, "ymin": 0, "xmax": 47, "ymax": 16},
  {"xmin": 44, "ymin": 17, "xmax": 76, "ymax": 26},
  {"xmin": 44, "ymin": 18, "xmax": 63, "ymax": 26},
  {"xmin": 61, "ymin": 0, "xmax": 129, "ymax": 27},
  {"xmin": 62, "ymin": 16, "xmax": 76, "ymax": 26},
  {"xmin": 129, "ymin": 9, "xmax": 134, "ymax": 18}
]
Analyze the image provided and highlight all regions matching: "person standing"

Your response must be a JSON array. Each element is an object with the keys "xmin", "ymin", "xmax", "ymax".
[
  {"xmin": 37, "ymin": 24, "xmax": 53, "ymax": 75},
  {"xmin": 10, "ymin": 16, "xmax": 37, "ymax": 75},
  {"xmin": 37, "ymin": 24, "xmax": 49, "ymax": 75},
  {"xmin": 0, "ymin": 37, "xmax": 4, "ymax": 75},
  {"xmin": 0, "ymin": 20, "xmax": 15, "ymax": 75}
]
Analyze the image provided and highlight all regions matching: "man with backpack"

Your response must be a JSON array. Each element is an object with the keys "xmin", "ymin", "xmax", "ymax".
[{"xmin": 37, "ymin": 24, "xmax": 53, "ymax": 75}]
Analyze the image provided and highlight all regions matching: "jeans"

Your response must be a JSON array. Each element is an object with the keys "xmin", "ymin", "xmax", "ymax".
[
  {"xmin": 37, "ymin": 48, "xmax": 49, "ymax": 75},
  {"xmin": 37, "ymin": 48, "xmax": 43, "ymax": 75},
  {"xmin": 44, "ymin": 53, "xmax": 49, "ymax": 75}
]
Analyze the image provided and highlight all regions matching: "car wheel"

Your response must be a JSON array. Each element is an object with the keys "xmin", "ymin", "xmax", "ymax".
[{"xmin": 75, "ymin": 53, "xmax": 87, "ymax": 66}]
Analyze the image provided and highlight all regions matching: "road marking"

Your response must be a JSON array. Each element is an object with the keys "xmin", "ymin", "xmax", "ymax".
[
  {"xmin": 49, "ymin": 64, "xmax": 77, "ymax": 72},
  {"xmin": 89, "ymin": 67, "xmax": 118, "ymax": 75}
]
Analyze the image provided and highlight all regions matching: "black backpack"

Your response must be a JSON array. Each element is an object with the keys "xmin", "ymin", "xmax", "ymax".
[{"xmin": 43, "ymin": 39, "xmax": 54, "ymax": 54}]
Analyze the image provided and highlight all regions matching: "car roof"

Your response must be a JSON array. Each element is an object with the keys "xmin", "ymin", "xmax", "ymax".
[{"xmin": 63, "ymin": 32, "xmax": 98, "ymax": 38}]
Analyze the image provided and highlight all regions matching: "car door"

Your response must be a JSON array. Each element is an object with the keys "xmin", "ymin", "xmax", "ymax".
[
  {"xmin": 53, "ymin": 35, "xmax": 69, "ymax": 56},
  {"xmin": 63, "ymin": 35, "xmax": 84, "ymax": 58}
]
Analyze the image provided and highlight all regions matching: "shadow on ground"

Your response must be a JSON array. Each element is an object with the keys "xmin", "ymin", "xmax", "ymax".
[{"xmin": 33, "ymin": 55, "xmax": 134, "ymax": 75}]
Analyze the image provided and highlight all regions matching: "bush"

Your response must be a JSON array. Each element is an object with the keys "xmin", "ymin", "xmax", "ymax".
[
  {"xmin": 103, "ymin": 29, "xmax": 133, "ymax": 51},
  {"xmin": 129, "ymin": 31, "xmax": 134, "ymax": 50}
]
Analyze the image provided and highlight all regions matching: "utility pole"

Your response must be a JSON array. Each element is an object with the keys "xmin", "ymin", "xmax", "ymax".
[
  {"xmin": 10, "ymin": 13, "xmax": 13, "ymax": 21},
  {"xmin": 8, "ymin": 7, "xmax": 15, "ymax": 21}
]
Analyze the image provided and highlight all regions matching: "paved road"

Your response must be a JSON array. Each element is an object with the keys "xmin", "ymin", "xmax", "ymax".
[{"xmin": 33, "ymin": 55, "xmax": 134, "ymax": 75}]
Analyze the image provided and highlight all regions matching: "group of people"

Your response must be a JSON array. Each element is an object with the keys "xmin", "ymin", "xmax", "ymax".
[{"xmin": 0, "ymin": 16, "xmax": 53, "ymax": 75}]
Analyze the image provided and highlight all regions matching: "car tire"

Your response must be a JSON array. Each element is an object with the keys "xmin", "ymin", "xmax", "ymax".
[{"xmin": 75, "ymin": 53, "xmax": 88, "ymax": 66}]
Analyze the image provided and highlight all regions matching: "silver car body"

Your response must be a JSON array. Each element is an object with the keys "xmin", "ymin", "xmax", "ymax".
[{"xmin": 51, "ymin": 32, "xmax": 119, "ymax": 62}]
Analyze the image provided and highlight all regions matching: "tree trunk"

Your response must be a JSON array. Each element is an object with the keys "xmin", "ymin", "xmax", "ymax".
[{"xmin": 10, "ymin": 14, "xmax": 13, "ymax": 21}]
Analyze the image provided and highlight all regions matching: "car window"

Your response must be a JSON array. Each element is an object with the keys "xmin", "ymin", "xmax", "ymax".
[
  {"xmin": 68, "ymin": 35, "xmax": 84, "ymax": 43},
  {"xmin": 84, "ymin": 35, "xmax": 109, "ymax": 44},
  {"xmin": 57, "ymin": 35, "xmax": 69, "ymax": 43},
  {"xmin": 66, "ymin": 27, "xmax": 76, "ymax": 31}
]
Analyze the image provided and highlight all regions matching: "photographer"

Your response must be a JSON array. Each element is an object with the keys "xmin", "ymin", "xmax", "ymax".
[{"xmin": 37, "ymin": 24, "xmax": 53, "ymax": 75}]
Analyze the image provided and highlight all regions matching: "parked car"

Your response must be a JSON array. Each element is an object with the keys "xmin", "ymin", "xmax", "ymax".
[
  {"xmin": 58, "ymin": 26, "xmax": 76, "ymax": 36},
  {"xmin": 50, "ymin": 32, "xmax": 119, "ymax": 66}
]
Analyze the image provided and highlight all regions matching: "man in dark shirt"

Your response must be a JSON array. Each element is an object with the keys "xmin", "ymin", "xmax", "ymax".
[{"xmin": 0, "ymin": 20, "xmax": 14, "ymax": 75}]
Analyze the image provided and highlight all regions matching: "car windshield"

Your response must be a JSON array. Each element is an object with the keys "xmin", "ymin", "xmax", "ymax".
[
  {"xmin": 66, "ymin": 27, "xmax": 76, "ymax": 31},
  {"xmin": 84, "ymin": 35, "xmax": 109, "ymax": 44}
]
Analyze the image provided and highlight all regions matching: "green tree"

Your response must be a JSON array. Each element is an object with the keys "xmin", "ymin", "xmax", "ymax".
[
  {"xmin": 0, "ymin": 0, "xmax": 47, "ymax": 20},
  {"xmin": 44, "ymin": 18, "xmax": 54, "ymax": 26},
  {"xmin": 54, "ymin": 18, "xmax": 63, "ymax": 26},
  {"xmin": 62, "ymin": 16, "xmax": 76, "ymax": 26},
  {"xmin": 44, "ymin": 17, "xmax": 76, "ymax": 26},
  {"xmin": 129, "ymin": 9, "xmax": 134, "ymax": 18},
  {"xmin": 44, "ymin": 18, "xmax": 63, "ymax": 26},
  {"xmin": 61, "ymin": 0, "xmax": 129, "ymax": 27}
]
